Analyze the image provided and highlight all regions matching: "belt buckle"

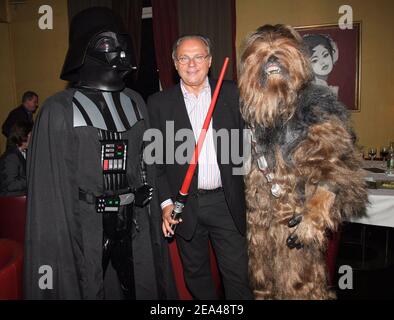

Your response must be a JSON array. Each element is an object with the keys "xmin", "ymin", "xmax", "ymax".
[
  {"xmin": 95, "ymin": 190, "xmax": 135, "ymax": 213},
  {"xmin": 96, "ymin": 195, "xmax": 120, "ymax": 213},
  {"xmin": 197, "ymin": 187, "xmax": 221, "ymax": 195}
]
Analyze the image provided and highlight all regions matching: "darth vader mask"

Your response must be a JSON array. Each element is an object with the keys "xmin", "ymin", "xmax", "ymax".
[
  {"xmin": 88, "ymin": 31, "xmax": 134, "ymax": 72},
  {"xmin": 60, "ymin": 7, "xmax": 137, "ymax": 92}
]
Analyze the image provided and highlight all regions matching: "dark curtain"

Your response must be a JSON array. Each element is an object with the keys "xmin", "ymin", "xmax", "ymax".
[
  {"xmin": 112, "ymin": 0, "xmax": 143, "ymax": 72},
  {"xmin": 125, "ymin": 18, "xmax": 160, "ymax": 101},
  {"xmin": 230, "ymin": 0, "xmax": 237, "ymax": 81},
  {"xmin": 151, "ymin": 0, "xmax": 179, "ymax": 89},
  {"xmin": 177, "ymin": 0, "xmax": 236, "ymax": 81}
]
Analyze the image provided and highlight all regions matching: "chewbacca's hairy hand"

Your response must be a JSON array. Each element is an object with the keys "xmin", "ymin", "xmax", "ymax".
[
  {"xmin": 287, "ymin": 186, "xmax": 336, "ymax": 248},
  {"xmin": 287, "ymin": 215, "xmax": 326, "ymax": 248}
]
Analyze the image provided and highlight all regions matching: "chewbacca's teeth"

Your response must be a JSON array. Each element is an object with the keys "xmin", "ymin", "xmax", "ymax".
[{"xmin": 266, "ymin": 65, "xmax": 280, "ymax": 74}]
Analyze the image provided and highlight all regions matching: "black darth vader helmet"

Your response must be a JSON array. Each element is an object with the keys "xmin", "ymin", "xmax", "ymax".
[{"xmin": 60, "ymin": 7, "xmax": 137, "ymax": 91}]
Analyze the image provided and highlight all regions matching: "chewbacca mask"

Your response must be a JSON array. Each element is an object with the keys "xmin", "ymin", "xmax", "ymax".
[{"xmin": 239, "ymin": 24, "xmax": 367, "ymax": 299}]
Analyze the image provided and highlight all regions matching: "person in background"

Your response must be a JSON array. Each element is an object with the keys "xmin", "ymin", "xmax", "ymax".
[
  {"xmin": 0, "ymin": 120, "xmax": 32, "ymax": 196},
  {"xmin": 2, "ymin": 91, "xmax": 38, "ymax": 138}
]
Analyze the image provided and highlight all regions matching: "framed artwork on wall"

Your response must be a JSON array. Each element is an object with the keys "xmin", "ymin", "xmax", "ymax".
[{"xmin": 295, "ymin": 22, "xmax": 362, "ymax": 111}]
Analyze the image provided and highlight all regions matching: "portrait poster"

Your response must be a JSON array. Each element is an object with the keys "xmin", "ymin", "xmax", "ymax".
[{"xmin": 295, "ymin": 22, "xmax": 361, "ymax": 111}]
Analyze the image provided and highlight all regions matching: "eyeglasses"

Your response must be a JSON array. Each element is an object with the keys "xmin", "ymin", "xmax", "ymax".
[{"xmin": 176, "ymin": 54, "xmax": 210, "ymax": 65}]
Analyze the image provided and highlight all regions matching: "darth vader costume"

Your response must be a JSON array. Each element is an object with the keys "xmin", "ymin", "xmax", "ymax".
[{"xmin": 24, "ymin": 7, "xmax": 177, "ymax": 299}]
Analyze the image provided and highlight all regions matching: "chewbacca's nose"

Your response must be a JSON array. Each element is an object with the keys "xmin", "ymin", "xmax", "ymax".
[{"xmin": 267, "ymin": 55, "xmax": 279, "ymax": 63}]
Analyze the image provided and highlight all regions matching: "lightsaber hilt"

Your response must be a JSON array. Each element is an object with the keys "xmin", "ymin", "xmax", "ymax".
[{"xmin": 168, "ymin": 193, "xmax": 188, "ymax": 236}]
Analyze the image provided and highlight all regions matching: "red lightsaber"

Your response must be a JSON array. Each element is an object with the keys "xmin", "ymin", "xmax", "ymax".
[{"xmin": 169, "ymin": 57, "xmax": 230, "ymax": 234}]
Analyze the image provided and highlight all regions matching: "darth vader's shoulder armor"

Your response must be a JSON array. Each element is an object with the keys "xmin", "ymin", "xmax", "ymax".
[{"xmin": 72, "ymin": 89, "xmax": 143, "ymax": 132}]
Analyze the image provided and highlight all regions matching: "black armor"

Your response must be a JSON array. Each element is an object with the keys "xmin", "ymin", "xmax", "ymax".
[{"xmin": 73, "ymin": 87, "xmax": 151, "ymax": 299}]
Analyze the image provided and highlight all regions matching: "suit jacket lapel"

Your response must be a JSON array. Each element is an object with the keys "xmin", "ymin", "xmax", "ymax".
[
  {"xmin": 209, "ymin": 78, "xmax": 229, "ymax": 132},
  {"xmin": 171, "ymin": 84, "xmax": 194, "ymax": 135},
  {"xmin": 209, "ymin": 78, "xmax": 233, "ymax": 170}
]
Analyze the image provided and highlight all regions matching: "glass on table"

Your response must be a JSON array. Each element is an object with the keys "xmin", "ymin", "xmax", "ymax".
[
  {"xmin": 387, "ymin": 143, "xmax": 394, "ymax": 175},
  {"xmin": 368, "ymin": 147, "xmax": 377, "ymax": 161},
  {"xmin": 380, "ymin": 146, "xmax": 389, "ymax": 161}
]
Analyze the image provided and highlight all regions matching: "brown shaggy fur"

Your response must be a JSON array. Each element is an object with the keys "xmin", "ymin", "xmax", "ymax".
[{"xmin": 239, "ymin": 25, "xmax": 367, "ymax": 299}]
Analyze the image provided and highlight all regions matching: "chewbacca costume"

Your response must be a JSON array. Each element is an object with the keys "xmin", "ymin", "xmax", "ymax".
[{"xmin": 238, "ymin": 25, "xmax": 367, "ymax": 299}]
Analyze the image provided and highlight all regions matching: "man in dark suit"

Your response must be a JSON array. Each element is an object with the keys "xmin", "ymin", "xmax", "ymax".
[
  {"xmin": 147, "ymin": 35, "xmax": 253, "ymax": 299},
  {"xmin": 0, "ymin": 120, "xmax": 32, "ymax": 196},
  {"xmin": 2, "ymin": 91, "xmax": 38, "ymax": 138}
]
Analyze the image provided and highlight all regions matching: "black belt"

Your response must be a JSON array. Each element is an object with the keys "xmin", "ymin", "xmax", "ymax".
[
  {"xmin": 197, "ymin": 187, "xmax": 223, "ymax": 195},
  {"xmin": 79, "ymin": 188, "xmax": 135, "ymax": 208},
  {"xmin": 79, "ymin": 189, "xmax": 96, "ymax": 204}
]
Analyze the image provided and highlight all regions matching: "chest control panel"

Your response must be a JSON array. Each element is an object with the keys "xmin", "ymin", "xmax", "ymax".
[{"xmin": 101, "ymin": 140, "xmax": 127, "ymax": 173}]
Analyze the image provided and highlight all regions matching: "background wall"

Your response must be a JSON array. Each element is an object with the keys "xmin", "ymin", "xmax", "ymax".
[
  {"xmin": 0, "ymin": 21, "xmax": 16, "ymax": 151},
  {"xmin": 0, "ymin": 0, "xmax": 68, "ymax": 151},
  {"xmin": 1, "ymin": 0, "xmax": 393, "ymax": 152},
  {"xmin": 236, "ymin": 0, "xmax": 394, "ymax": 151}
]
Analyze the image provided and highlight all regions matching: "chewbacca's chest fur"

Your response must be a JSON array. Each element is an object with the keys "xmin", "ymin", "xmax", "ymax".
[
  {"xmin": 253, "ymin": 83, "xmax": 348, "ymax": 171},
  {"xmin": 254, "ymin": 117, "xmax": 304, "ymax": 171},
  {"xmin": 246, "ymin": 84, "xmax": 352, "ymax": 227}
]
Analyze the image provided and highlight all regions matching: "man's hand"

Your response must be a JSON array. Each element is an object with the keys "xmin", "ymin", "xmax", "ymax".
[{"xmin": 162, "ymin": 204, "xmax": 182, "ymax": 237}]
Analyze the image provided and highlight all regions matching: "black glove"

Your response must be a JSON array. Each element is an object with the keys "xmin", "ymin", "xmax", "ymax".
[{"xmin": 134, "ymin": 184, "xmax": 153, "ymax": 207}]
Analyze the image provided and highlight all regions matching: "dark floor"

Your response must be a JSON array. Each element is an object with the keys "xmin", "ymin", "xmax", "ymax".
[{"xmin": 333, "ymin": 223, "xmax": 394, "ymax": 299}]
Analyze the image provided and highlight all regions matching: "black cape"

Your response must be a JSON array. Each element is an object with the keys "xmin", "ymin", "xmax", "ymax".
[{"xmin": 24, "ymin": 88, "xmax": 177, "ymax": 299}]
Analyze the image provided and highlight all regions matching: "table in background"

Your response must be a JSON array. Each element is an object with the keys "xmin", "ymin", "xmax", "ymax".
[{"xmin": 347, "ymin": 160, "xmax": 394, "ymax": 268}]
